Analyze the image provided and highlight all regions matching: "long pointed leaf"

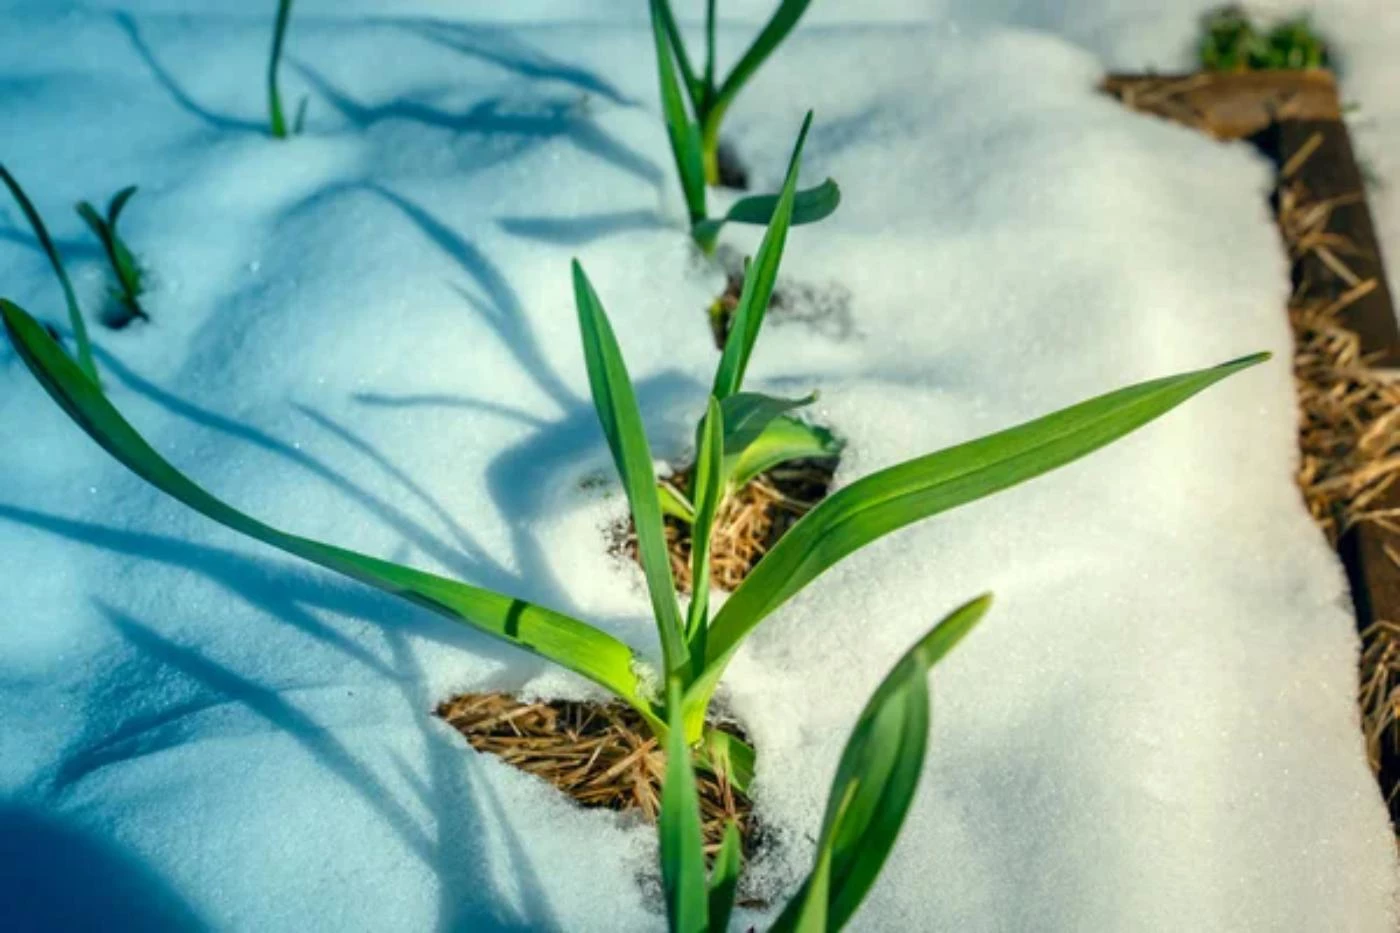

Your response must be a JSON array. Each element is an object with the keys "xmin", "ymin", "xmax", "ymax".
[
  {"xmin": 268, "ymin": 0, "xmax": 295, "ymax": 138},
  {"xmin": 571, "ymin": 262, "xmax": 688, "ymax": 677},
  {"xmin": 649, "ymin": 0, "xmax": 706, "ymax": 225},
  {"xmin": 773, "ymin": 595, "xmax": 992, "ymax": 931},
  {"xmin": 0, "ymin": 299, "xmax": 653, "ymax": 727},
  {"xmin": 106, "ymin": 185, "xmax": 138, "ymax": 227},
  {"xmin": 690, "ymin": 177, "xmax": 840, "ymax": 245},
  {"xmin": 698, "ymin": 352, "xmax": 1269, "ymax": 695},
  {"xmin": 685, "ymin": 397, "xmax": 725, "ymax": 665},
  {"xmin": 713, "ymin": 0, "xmax": 815, "ymax": 120},
  {"xmin": 660, "ymin": 679, "xmax": 709, "ymax": 933},
  {"xmin": 654, "ymin": 0, "xmax": 705, "ymax": 116},
  {"xmin": 710, "ymin": 112, "xmax": 813, "ymax": 400},
  {"xmin": 708, "ymin": 821, "xmax": 743, "ymax": 931},
  {"xmin": 0, "ymin": 165, "xmax": 97, "ymax": 383}
]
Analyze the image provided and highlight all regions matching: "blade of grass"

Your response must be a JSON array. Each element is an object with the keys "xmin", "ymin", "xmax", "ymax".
[
  {"xmin": 268, "ymin": 0, "xmax": 295, "ymax": 138},
  {"xmin": 0, "ymin": 165, "xmax": 97, "ymax": 383},
  {"xmin": 654, "ymin": 0, "xmax": 705, "ymax": 117},
  {"xmin": 772, "ymin": 595, "xmax": 992, "ymax": 931},
  {"xmin": 0, "ymin": 298, "xmax": 656, "ymax": 730},
  {"xmin": 106, "ymin": 186, "xmax": 138, "ymax": 226},
  {"xmin": 650, "ymin": 0, "xmax": 707, "ymax": 227},
  {"xmin": 710, "ymin": 112, "xmax": 813, "ymax": 400},
  {"xmin": 660, "ymin": 679, "xmax": 709, "ymax": 933},
  {"xmin": 690, "ymin": 177, "xmax": 840, "ymax": 245},
  {"xmin": 571, "ymin": 261, "xmax": 688, "ymax": 679},
  {"xmin": 692, "ymin": 353, "xmax": 1270, "ymax": 710}
]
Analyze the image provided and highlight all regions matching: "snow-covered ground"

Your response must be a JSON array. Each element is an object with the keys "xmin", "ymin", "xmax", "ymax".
[{"xmin": 1, "ymin": 2, "xmax": 1396, "ymax": 931}]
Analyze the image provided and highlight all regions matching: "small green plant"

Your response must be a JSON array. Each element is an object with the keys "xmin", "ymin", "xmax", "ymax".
[
  {"xmin": 659, "ymin": 595, "xmax": 991, "ymax": 931},
  {"xmin": 76, "ymin": 186, "xmax": 147, "ymax": 326},
  {"xmin": 0, "ymin": 121, "xmax": 1267, "ymax": 791},
  {"xmin": 651, "ymin": 3, "xmax": 838, "ymax": 253},
  {"xmin": 653, "ymin": 0, "xmax": 814, "ymax": 188},
  {"xmin": 1199, "ymin": 6, "xmax": 1330, "ymax": 72},
  {"xmin": 0, "ymin": 164, "xmax": 98, "ymax": 384},
  {"xmin": 267, "ymin": 0, "xmax": 307, "ymax": 138}
]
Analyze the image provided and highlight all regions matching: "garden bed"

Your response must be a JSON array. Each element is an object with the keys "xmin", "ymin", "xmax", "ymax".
[
  {"xmin": 2, "ymin": 9, "xmax": 1397, "ymax": 932},
  {"xmin": 1106, "ymin": 70, "xmax": 1400, "ymax": 826}
]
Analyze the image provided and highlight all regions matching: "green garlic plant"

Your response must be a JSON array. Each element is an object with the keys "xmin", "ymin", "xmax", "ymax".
[
  {"xmin": 267, "ymin": 0, "xmax": 307, "ymax": 138},
  {"xmin": 652, "ymin": 0, "xmax": 814, "ymax": 187},
  {"xmin": 0, "ymin": 116, "xmax": 1267, "ymax": 791},
  {"xmin": 650, "ymin": 5, "xmax": 839, "ymax": 253},
  {"xmin": 77, "ymin": 186, "xmax": 148, "ymax": 325},
  {"xmin": 0, "ymin": 163, "xmax": 98, "ymax": 384},
  {"xmin": 660, "ymin": 596, "xmax": 991, "ymax": 932}
]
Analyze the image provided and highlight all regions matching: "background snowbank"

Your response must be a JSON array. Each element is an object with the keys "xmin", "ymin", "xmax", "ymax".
[{"xmin": 1, "ymin": 3, "xmax": 1396, "ymax": 931}]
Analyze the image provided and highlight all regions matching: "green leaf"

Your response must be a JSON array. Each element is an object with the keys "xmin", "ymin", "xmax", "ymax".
[
  {"xmin": 710, "ymin": 112, "xmax": 814, "ymax": 401},
  {"xmin": 708, "ymin": 821, "xmax": 742, "ymax": 933},
  {"xmin": 697, "ymin": 352, "xmax": 1270, "ymax": 702},
  {"xmin": 268, "ymin": 0, "xmax": 295, "ymax": 138},
  {"xmin": 0, "ymin": 299, "xmax": 656, "ymax": 730},
  {"xmin": 699, "ymin": 723, "xmax": 756, "ymax": 791},
  {"xmin": 649, "ymin": 0, "xmax": 706, "ymax": 226},
  {"xmin": 106, "ymin": 185, "xmax": 138, "ymax": 227},
  {"xmin": 690, "ymin": 177, "xmax": 840, "ymax": 245},
  {"xmin": 571, "ymin": 261, "xmax": 688, "ymax": 678},
  {"xmin": 653, "ymin": 0, "xmax": 705, "ymax": 116},
  {"xmin": 659, "ymin": 480, "xmax": 697, "ymax": 523},
  {"xmin": 78, "ymin": 197, "xmax": 146, "ymax": 320},
  {"xmin": 660, "ymin": 679, "xmax": 709, "ymax": 933},
  {"xmin": 727, "ymin": 415, "xmax": 842, "ymax": 491},
  {"xmin": 713, "ymin": 0, "xmax": 815, "ymax": 120},
  {"xmin": 772, "ymin": 595, "xmax": 992, "ymax": 932},
  {"xmin": 719, "ymin": 391, "xmax": 815, "ymax": 456},
  {"xmin": 685, "ymin": 397, "xmax": 725, "ymax": 664},
  {"xmin": 0, "ymin": 164, "xmax": 98, "ymax": 384}
]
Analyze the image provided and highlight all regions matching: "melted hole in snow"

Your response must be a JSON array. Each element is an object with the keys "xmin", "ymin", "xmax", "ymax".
[
  {"xmin": 615, "ymin": 457, "xmax": 839, "ymax": 594},
  {"xmin": 716, "ymin": 139, "xmax": 750, "ymax": 191},
  {"xmin": 435, "ymin": 691, "xmax": 770, "ymax": 883},
  {"xmin": 707, "ymin": 264, "xmax": 856, "ymax": 349}
]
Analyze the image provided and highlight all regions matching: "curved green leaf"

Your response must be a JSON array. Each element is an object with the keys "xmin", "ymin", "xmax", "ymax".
[
  {"xmin": 713, "ymin": 0, "xmax": 815, "ymax": 119},
  {"xmin": 773, "ymin": 595, "xmax": 991, "ymax": 932},
  {"xmin": 727, "ymin": 414, "xmax": 841, "ymax": 491},
  {"xmin": 0, "ymin": 165, "xmax": 97, "ymax": 384},
  {"xmin": 660, "ymin": 679, "xmax": 709, "ymax": 933},
  {"xmin": 0, "ymin": 299, "xmax": 653, "ymax": 728},
  {"xmin": 711, "ymin": 112, "xmax": 813, "ymax": 401},
  {"xmin": 107, "ymin": 185, "xmax": 138, "ymax": 227},
  {"xmin": 571, "ymin": 262, "xmax": 688, "ymax": 678},
  {"xmin": 697, "ymin": 352, "xmax": 1269, "ymax": 696},
  {"xmin": 719, "ymin": 391, "xmax": 815, "ymax": 457},
  {"xmin": 690, "ymin": 178, "xmax": 840, "ymax": 245}
]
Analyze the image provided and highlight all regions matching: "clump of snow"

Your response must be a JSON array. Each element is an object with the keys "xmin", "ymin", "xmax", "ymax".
[{"xmin": 1, "ymin": 3, "xmax": 1396, "ymax": 932}]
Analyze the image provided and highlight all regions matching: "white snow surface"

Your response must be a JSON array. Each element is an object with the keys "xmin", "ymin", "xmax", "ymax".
[{"xmin": 1, "ymin": 2, "xmax": 1397, "ymax": 932}]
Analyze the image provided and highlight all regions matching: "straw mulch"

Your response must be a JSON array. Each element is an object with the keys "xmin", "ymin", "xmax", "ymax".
[
  {"xmin": 1279, "ymin": 137, "xmax": 1400, "ymax": 798},
  {"xmin": 435, "ymin": 692, "xmax": 752, "ymax": 855},
  {"xmin": 638, "ymin": 460, "xmax": 836, "ymax": 594}
]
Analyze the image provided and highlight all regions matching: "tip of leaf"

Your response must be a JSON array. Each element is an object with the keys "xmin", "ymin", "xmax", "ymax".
[{"xmin": 1228, "ymin": 351, "xmax": 1272, "ymax": 368}]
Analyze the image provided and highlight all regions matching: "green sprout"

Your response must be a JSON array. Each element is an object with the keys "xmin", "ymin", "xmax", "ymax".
[
  {"xmin": 653, "ymin": 0, "xmax": 815, "ymax": 187},
  {"xmin": 76, "ymin": 186, "xmax": 148, "ymax": 326},
  {"xmin": 659, "ymin": 595, "xmax": 991, "ymax": 931},
  {"xmin": 1200, "ymin": 6, "xmax": 1330, "ymax": 72},
  {"xmin": 650, "ymin": 2, "xmax": 839, "ymax": 253},
  {"xmin": 267, "ymin": 0, "xmax": 308, "ymax": 138},
  {"xmin": 0, "ymin": 164, "xmax": 98, "ymax": 384},
  {"xmin": 0, "ymin": 128, "xmax": 1268, "ymax": 792}
]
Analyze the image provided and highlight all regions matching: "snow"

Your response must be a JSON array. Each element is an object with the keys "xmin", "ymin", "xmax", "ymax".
[{"xmin": 1, "ymin": 2, "xmax": 1397, "ymax": 931}]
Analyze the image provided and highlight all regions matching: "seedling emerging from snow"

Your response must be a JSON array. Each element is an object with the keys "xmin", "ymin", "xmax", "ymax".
[
  {"xmin": 1199, "ymin": 6, "xmax": 1330, "ymax": 71},
  {"xmin": 0, "ymin": 162, "xmax": 1268, "ymax": 790},
  {"xmin": 267, "ymin": 0, "xmax": 307, "ymax": 138},
  {"xmin": 76, "ymin": 186, "xmax": 147, "ymax": 327},
  {"xmin": 652, "ymin": 0, "xmax": 814, "ymax": 188},
  {"xmin": 0, "ymin": 164, "xmax": 98, "ymax": 384},
  {"xmin": 660, "ymin": 595, "xmax": 991, "ymax": 931},
  {"xmin": 651, "ymin": 4, "xmax": 838, "ymax": 253}
]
